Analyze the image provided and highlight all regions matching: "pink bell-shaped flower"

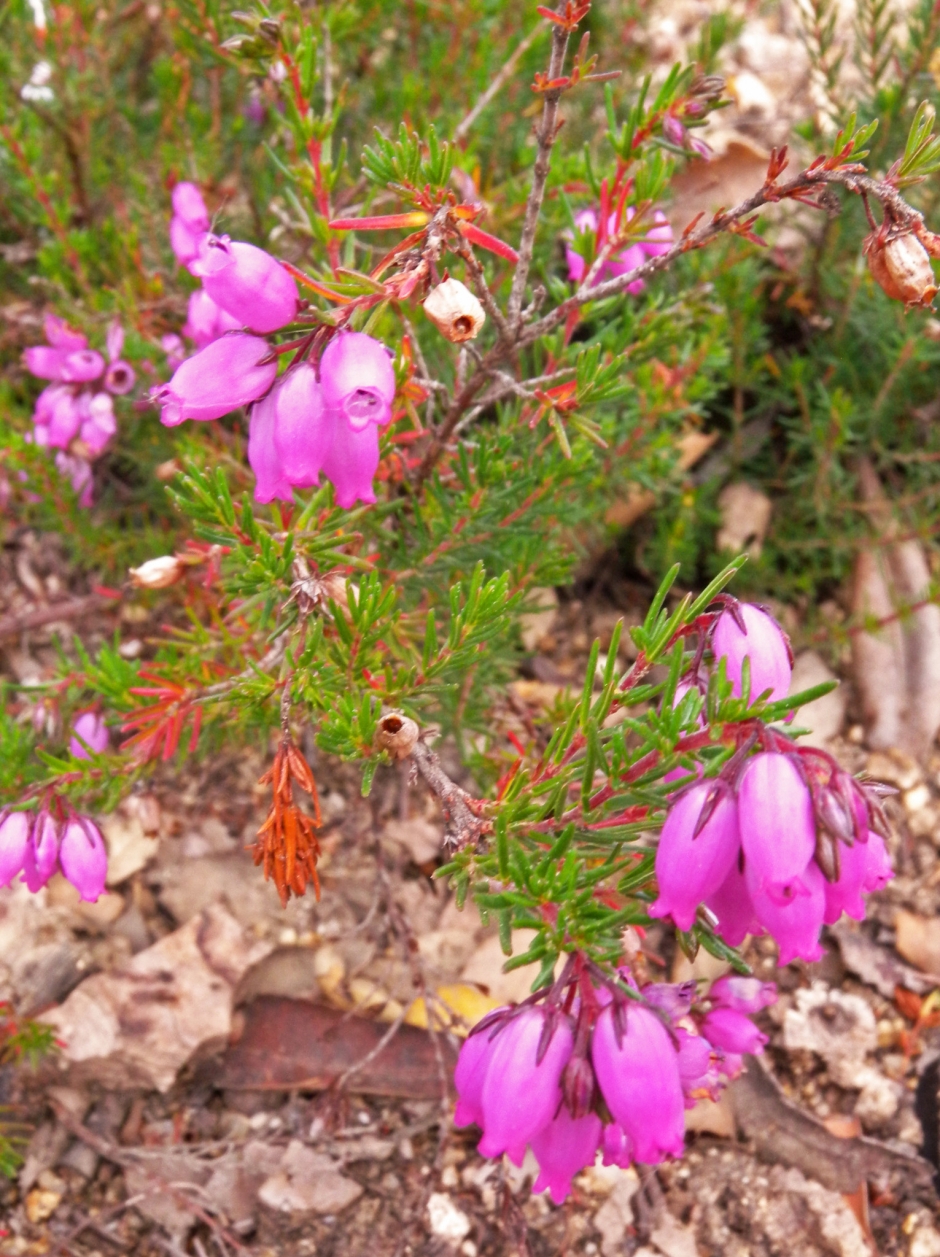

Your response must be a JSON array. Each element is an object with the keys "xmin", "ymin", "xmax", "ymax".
[
  {"xmin": 0, "ymin": 812, "xmax": 31, "ymax": 888},
  {"xmin": 640, "ymin": 210, "xmax": 674, "ymax": 257},
  {"xmin": 191, "ymin": 235, "xmax": 298, "ymax": 334},
  {"xmin": 745, "ymin": 858, "xmax": 826, "ymax": 966},
  {"xmin": 321, "ymin": 414, "xmax": 381, "ymax": 509},
  {"xmin": 155, "ymin": 334, "xmax": 277, "ymax": 426},
  {"xmin": 700, "ymin": 1007, "xmax": 768, "ymax": 1056},
  {"xmin": 25, "ymin": 345, "xmax": 105, "ymax": 383},
  {"xmin": 649, "ymin": 782, "xmax": 741, "ymax": 930},
  {"xmin": 592, "ymin": 1004, "xmax": 685, "ymax": 1164},
  {"xmin": 60, "ymin": 349, "xmax": 106, "ymax": 383},
  {"xmin": 55, "ymin": 452, "xmax": 94, "ymax": 507},
  {"xmin": 183, "ymin": 288, "xmax": 244, "ymax": 348},
  {"xmin": 169, "ymin": 182, "xmax": 211, "ymax": 267},
  {"xmin": 45, "ymin": 389, "xmax": 84, "ymax": 449},
  {"xmin": 737, "ymin": 753, "xmax": 815, "ymax": 894},
  {"xmin": 22, "ymin": 812, "xmax": 60, "ymax": 892},
  {"xmin": 712, "ymin": 603, "xmax": 792, "ymax": 704},
  {"xmin": 476, "ymin": 1009, "xmax": 573, "ymax": 1164},
  {"xmin": 708, "ymin": 975, "xmax": 777, "ymax": 1013},
  {"xmin": 454, "ymin": 1018, "xmax": 507, "ymax": 1129},
  {"xmin": 59, "ymin": 816, "xmax": 108, "ymax": 902},
  {"xmin": 821, "ymin": 838, "xmax": 868, "ymax": 925},
  {"xmin": 319, "ymin": 332, "xmax": 396, "ymax": 431},
  {"xmin": 705, "ymin": 857, "xmax": 761, "ymax": 947},
  {"xmin": 44, "ymin": 315, "xmax": 87, "ymax": 352},
  {"xmin": 69, "ymin": 711, "xmax": 110, "ymax": 760},
  {"xmin": 565, "ymin": 208, "xmax": 598, "ymax": 284},
  {"xmin": 79, "ymin": 393, "xmax": 117, "ymax": 456},
  {"xmin": 600, "ymin": 1122, "xmax": 634, "ymax": 1168},
  {"xmin": 248, "ymin": 390, "xmax": 293, "ymax": 505},
  {"xmin": 861, "ymin": 831, "xmax": 893, "ymax": 892},
  {"xmin": 273, "ymin": 364, "xmax": 335, "ymax": 488},
  {"xmin": 674, "ymin": 1027, "xmax": 712, "ymax": 1090},
  {"xmin": 531, "ymin": 1107, "xmax": 602, "ymax": 1205},
  {"xmin": 103, "ymin": 321, "xmax": 135, "ymax": 395}
]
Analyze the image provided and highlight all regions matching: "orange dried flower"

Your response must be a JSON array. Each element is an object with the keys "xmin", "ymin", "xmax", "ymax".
[{"xmin": 253, "ymin": 739, "xmax": 322, "ymax": 906}]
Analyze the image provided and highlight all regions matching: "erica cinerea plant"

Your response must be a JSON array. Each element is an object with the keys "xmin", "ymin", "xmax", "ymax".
[{"xmin": 4, "ymin": 0, "xmax": 940, "ymax": 1207}]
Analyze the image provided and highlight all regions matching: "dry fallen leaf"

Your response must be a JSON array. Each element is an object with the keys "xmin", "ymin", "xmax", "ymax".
[
  {"xmin": 716, "ymin": 482, "xmax": 773, "ymax": 557},
  {"xmin": 895, "ymin": 909, "xmax": 940, "ymax": 979}
]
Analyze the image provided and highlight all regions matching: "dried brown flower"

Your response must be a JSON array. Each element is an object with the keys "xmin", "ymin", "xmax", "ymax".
[
  {"xmin": 253, "ymin": 738, "xmax": 322, "ymax": 906},
  {"xmin": 866, "ymin": 230, "xmax": 938, "ymax": 307}
]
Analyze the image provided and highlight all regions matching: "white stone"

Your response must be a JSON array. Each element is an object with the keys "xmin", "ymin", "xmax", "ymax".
[{"xmin": 427, "ymin": 1192, "xmax": 472, "ymax": 1242}]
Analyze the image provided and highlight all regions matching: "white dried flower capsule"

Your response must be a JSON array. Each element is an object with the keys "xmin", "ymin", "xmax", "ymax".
[
  {"xmin": 375, "ymin": 711, "xmax": 420, "ymax": 760},
  {"xmin": 129, "ymin": 555, "xmax": 184, "ymax": 589},
  {"xmin": 866, "ymin": 231, "xmax": 938, "ymax": 307},
  {"xmin": 422, "ymin": 278, "xmax": 485, "ymax": 342}
]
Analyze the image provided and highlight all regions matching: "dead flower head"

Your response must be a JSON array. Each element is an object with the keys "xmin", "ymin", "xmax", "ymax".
[
  {"xmin": 422, "ymin": 277, "xmax": 486, "ymax": 343},
  {"xmin": 865, "ymin": 230, "xmax": 938, "ymax": 307},
  {"xmin": 253, "ymin": 738, "xmax": 322, "ymax": 906}
]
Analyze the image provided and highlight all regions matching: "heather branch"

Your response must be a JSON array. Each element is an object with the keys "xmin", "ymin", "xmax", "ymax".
[
  {"xmin": 410, "ymin": 738, "xmax": 491, "ymax": 849},
  {"xmin": 523, "ymin": 163, "xmax": 914, "ymax": 345},
  {"xmin": 506, "ymin": 5, "xmax": 573, "ymax": 324}
]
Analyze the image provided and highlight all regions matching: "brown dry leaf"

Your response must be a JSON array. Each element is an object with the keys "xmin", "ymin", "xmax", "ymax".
[
  {"xmin": 207, "ymin": 995, "xmax": 457, "ymax": 1097},
  {"xmin": 716, "ymin": 482, "xmax": 773, "ymax": 557},
  {"xmin": 605, "ymin": 430, "xmax": 718, "ymax": 528},
  {"xmin": 895, "ymin": 909, "xmax": 940, "ymax": 979},
  {"xmin": 667, "ymin": 135, "xmax": 770, "ymax": 233},
  {"xmin": 852, "ymin": 460, "xmax": 940, "ymax": 759},
  {"xmin": 852, "ymin": 546, "xmax": 906, "ymax": 751},
  {"xmin": 41, "ymin": 903, "xmax": 273, "ymax": 1091}
]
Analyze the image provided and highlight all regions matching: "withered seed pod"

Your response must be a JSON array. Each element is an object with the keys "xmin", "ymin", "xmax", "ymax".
[
  {"xmin": 866, "ymin": 231, "xmax": 938, "ymax": 307},
  {"xmin": 129, "ymin": 555, "xmax": 184, "ymax": 589},
  {"xmin": 375, "ymin": 711, "xmax": 420, "ymax": 760},
  {"xmin": 422, "ymin": 278, "xmax": 486, "ymax": 342}
]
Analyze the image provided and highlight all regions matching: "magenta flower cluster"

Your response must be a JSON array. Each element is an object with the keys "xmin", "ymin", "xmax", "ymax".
[
  {"xmin": 0, "ymin": 807, "xmax": 107, "ymax": 902},
  {"xmin": 455, "ymin": 972, "xmax": 774, "ymax": 1203},
  {"xmin": 23, "ymin": 317, "xmax": 134, "ymax": 506},
  {"xmin": 159, "ymin": 182, "xmax": 396, "ymax": 509},
  {"xmin": 651, "ymin": 603, "xmax": 894, "ymax": 963},
  {"xmin": 0, "ymin": 715, "xmax": 110, "ymax": 902},
  {"xmin": 565, "ymin": 207, "xmax": 673, "ymax": 293}
]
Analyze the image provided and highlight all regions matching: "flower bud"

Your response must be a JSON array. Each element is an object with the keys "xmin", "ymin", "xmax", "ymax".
[
  {"xmin": 321, "ymin": 411, "xmax": 381, "ymax": 508},
  {"xmin": 708, "ymin": 975, "xmax": 776, "ymax": 1013},
  {"xmin": 867, "ymin": 232, "xmax": 938, "ymax": 307},
  {"xmin": 191, "ymin": 235, "xmax": 299, "ymax": 334},
  {"xmin": 0, "ymin": 812, "xmax": 30, "ymax": 888},
  {"xmin": 711, "ymin": 603, "xmax": 792, "ymax": 704},
  {"xmin": 650, "ymin": 782, "xmax": 741, "ymax": 931},
  {"xmin": 375, "ymin": 712, "xmax": 420, "ymax": 760},
  {"xmin": 422, "ymin": 278, "xmax": 486, "ymax": 343},
  {"xmin": 59, "ymin": 816, "xmax": 108, "ymax": 902},
  {"xmin": 700, "ymin": 1007, "xmax": 768, "ymax": 1055},
  {"xmin": 22, "ymin": 812, "xmax": 60, "ymax": 892},
  {"xmin": 476, "ymin": 1008, "xmax": 573, "ymax": 1163},
  {"xmin": 154, "ymin": 333, "xmax": 277, "ymax": 426},
  {"xmin": 531, "ymin": 1107, "xmax": 602, "ymax": 1205},
  {"xmin": 129, "ymin": 555, "xmax": 184, "ymax": 589},
  {"xmin": 737, "ymin": 752, "xmax": 815, "ymax": 893},
  {"xmin": 69, "ymin": 711, "xmax": 109, "ymax": 759},
  {"xmin": 273, "ymin": 364, "xmax": 334, "ymax": 488},
  {"xmin": 591, "ymin": 1004, "xmax": 685, "ymax": 1164}
]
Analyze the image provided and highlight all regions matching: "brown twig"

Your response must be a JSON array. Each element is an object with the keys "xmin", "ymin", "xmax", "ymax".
[
  {"xmin": 410, "ymin": 737, "xmax": 492, "ymax": 848},
  {"xmin": 0, "ymin": 592, "xmax": 115, "ymax": 641},
  {"xmin": 506, "ymin": 3, "xmax": 573, "ymax": 324},
  {"xmin": 414, "ymin": 161, "xmax": 925, "ymax": 488},
  {"xmin": 47, "ymin": 1099, "xmax": 247, "ymax": 1251}
]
